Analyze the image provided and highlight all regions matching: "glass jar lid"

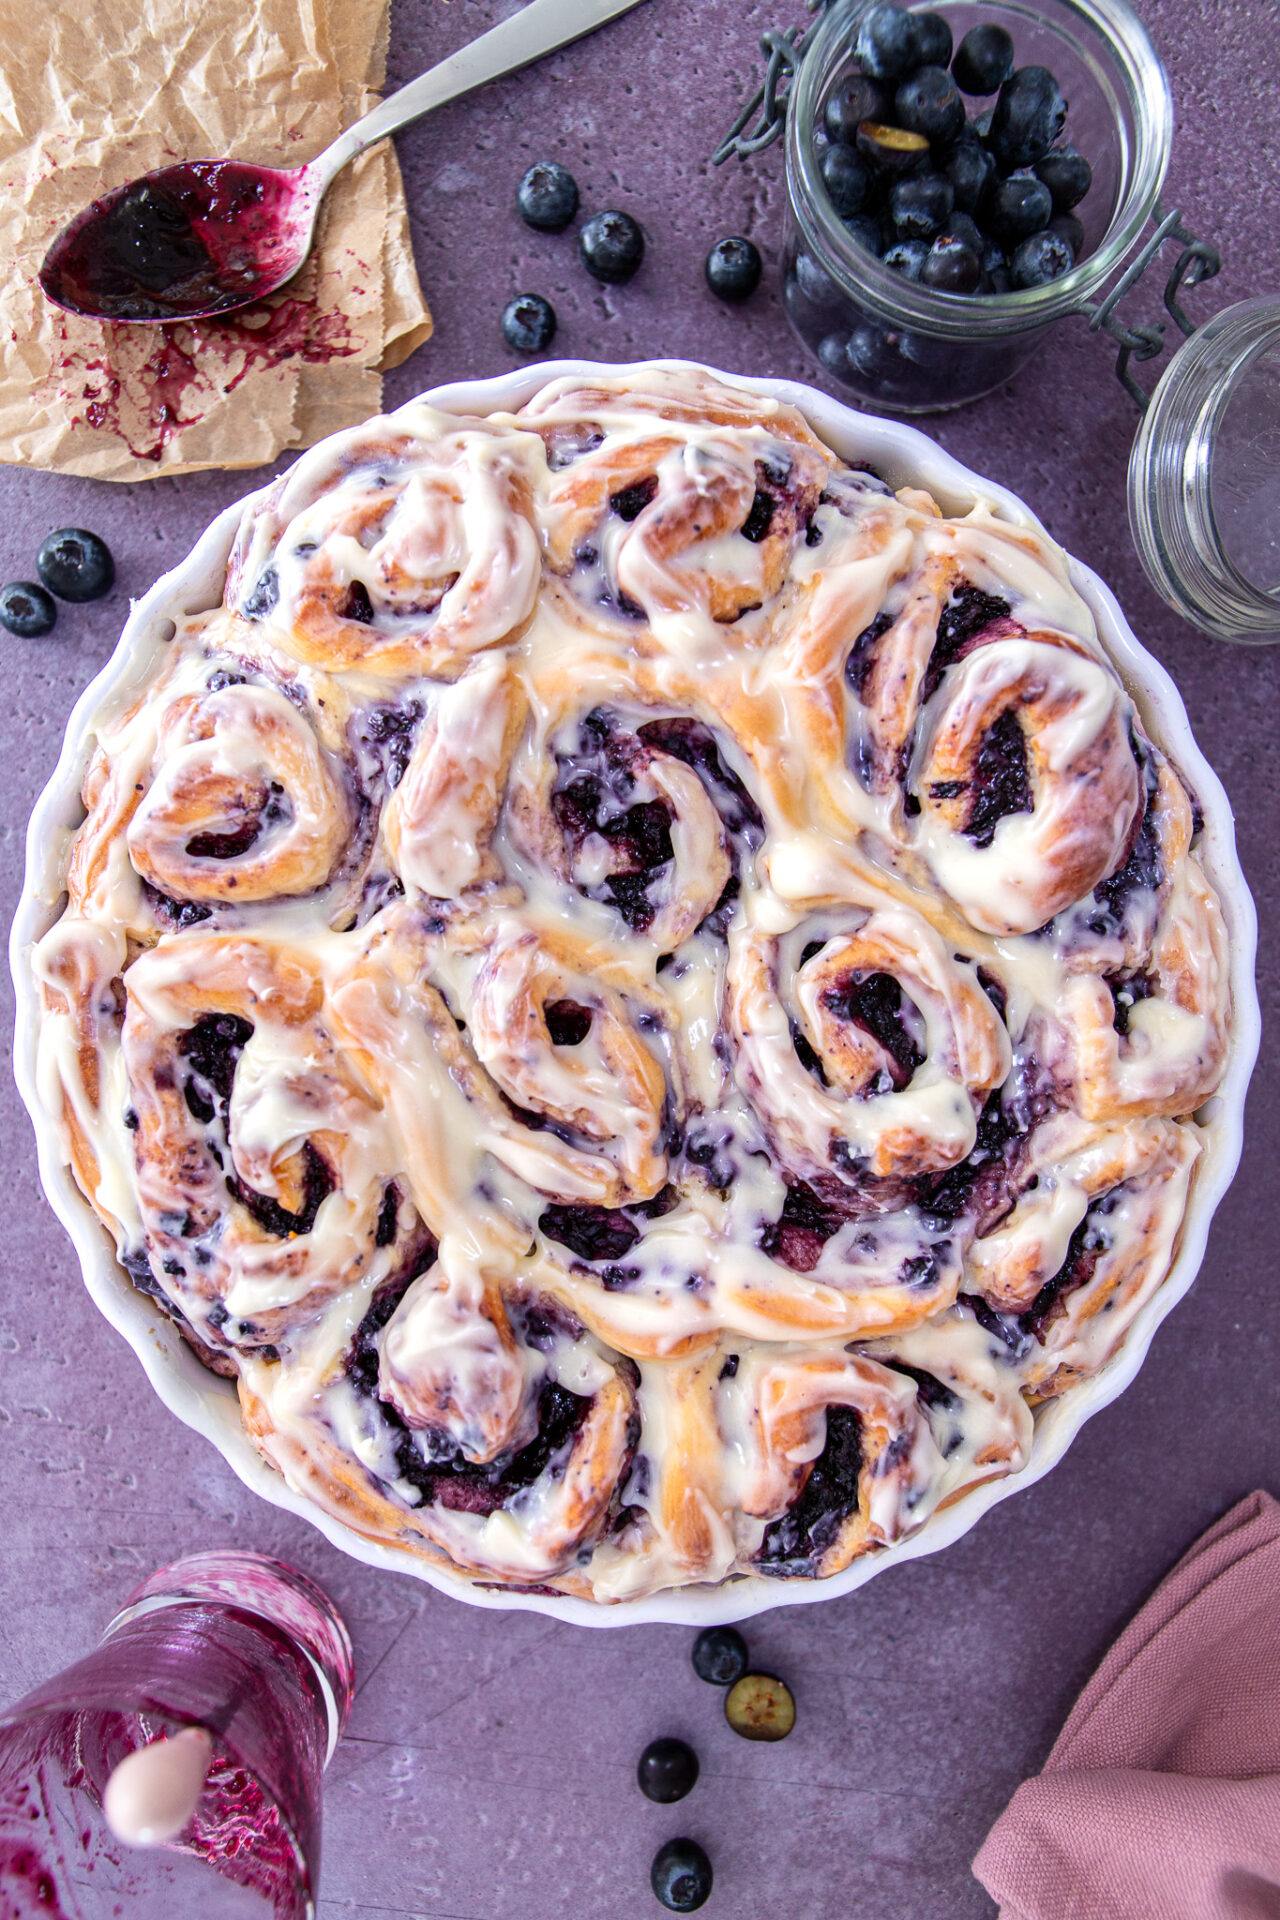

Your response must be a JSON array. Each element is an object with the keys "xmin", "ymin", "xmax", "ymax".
[{"xmin": 1128, "ymin": 296, "xmax": 1280, "ymax": 644}]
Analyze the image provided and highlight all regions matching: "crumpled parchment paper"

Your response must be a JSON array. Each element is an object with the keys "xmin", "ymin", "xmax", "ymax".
[{"xmin": 0, "ymin": 0, "xmax": 433, "ymax": 480}]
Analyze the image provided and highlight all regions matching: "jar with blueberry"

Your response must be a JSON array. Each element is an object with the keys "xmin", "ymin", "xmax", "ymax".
[{"xmin": 782, "ymin": 0, "xmax": 1172, "ymax": 412}]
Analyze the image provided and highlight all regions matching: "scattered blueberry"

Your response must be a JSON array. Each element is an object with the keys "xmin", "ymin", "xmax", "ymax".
[
  {"xmin": 824, "ymin": 72, "xmax": 888, "ymax": 144},
  {"xmin": 1010, "ymin": 227, "xmax": 1074, "ymax": 287},
  {"xmin": 36, "ymin": 527, "xmax": 113, "ymax": 602},
  {"xmin": 1035, "ymin": 145, "xmax": 1093, "ymax": 210},
  {"xmin": 705, "ymin": 236, "xmax": 763, "ymax": 303},
  {"xmin": 651, "ymin": 1839, "xmax": 713, "ymax": 1914},
  {"xmin": 855, "ymin": 3, "xmax": 920, "ymax": 82},
  {"xmin": 943, "ymin": 135, "xmax": 996, "ymax": 213},
  {"xmin": 579, "ymin": 209, "xmax": 645, "ymax": 283},
  {"xmin": 691, "ymin": 1626, "xmax": 749, "ymax": 1686},
  {"xmin": 855, "ymin": 120, "xmax": 930, "ymax": 174},
  {"xmin": 890, "ymin": 172, "xmax": 955, "ymax": 241},
  {"xmin": 842, "ymin": 213, "xmax": 883, "ymax": 256},
  {"xmin": 724, "ymin": 1672, "xmax": 797, "ymax": 1742},
  {"xmin": 515, "ymin": 160, "xmax": 579, "ymax": 232},
  {"xmin": 637, "ymin": 1738, "xmax": 700, "ymax": 1805},
  {"xmin": 988, "ymin": 66, "xmax": 1068, "ymax": 168},
  {"xmin": 0, "ymin": 580, "xmax": 56, "ymax": 637},
  {"xmin": 501, "ymin": 293, "xmax": 557, "ymax": 353},
  {"xmin": 883, "ymin": 238, "xmax": 929, "ymax": 279},
  {"xmin": 985, "ymin": 170, "xmax": 1054, "ymax": 245},
  {"xmin": 951, "ymin": 23, "xmax": 1015, "ymax": 95},
  {"xmin": 821, "ymin": 143, "xmax": 872, "ymax": 216},
  {"xmin": 1049, "ymin": 210, "xmax": 1085, "ymax": 258},
  {"xmin": 921, "ymin": 232, "xmax": 982, "ymax": 292},
  {"xmin": 913, "ymin": 10, "xmax": 954, "ymax": 69},
  {"xmin": 894, "ymin": 66, "xmax": 966, "ymax": 147}
]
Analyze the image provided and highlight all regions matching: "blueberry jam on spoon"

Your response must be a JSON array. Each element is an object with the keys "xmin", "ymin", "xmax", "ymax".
[
  {"xmin": 36, "ymin": 0, "xmax": 652, "ymax": 323},
  {"xmin": 40, "ymin": 163, "xmax": 317, "ymax": 322}
]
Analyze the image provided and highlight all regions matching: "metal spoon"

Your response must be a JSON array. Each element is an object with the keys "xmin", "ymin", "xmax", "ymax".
[{"xmin": 39, "ymin": 0, "xmax": 649, "ymax": 324}]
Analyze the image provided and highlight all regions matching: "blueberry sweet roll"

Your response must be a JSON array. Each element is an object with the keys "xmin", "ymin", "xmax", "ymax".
[
  {"xmin": 120, "ymin": 934, "xmax": 415, "ymax": 1353},
  {"xmin": 225, "ymin": 407, "xmax": 543, "ymax": 678},
  {"xmin": 727, "ymin": 900, "xmax": 1011, "ymax": 1188},
  {"xmin": 719, "ymin": 1348, "xmax": 946, "ymax": 1577},
  {"xmin": 960, "ymin": 1112, "xmax": 1200, "ymax": 1398},
  {"xmin": 239, "ymin": 1278, "xmax": 640, "ymax": 1587}
]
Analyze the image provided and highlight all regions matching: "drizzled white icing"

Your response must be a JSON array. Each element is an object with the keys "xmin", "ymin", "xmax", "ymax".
[{"xmin": 31, "ymin": 368, "xmax": 1231, "ymax": 1602}]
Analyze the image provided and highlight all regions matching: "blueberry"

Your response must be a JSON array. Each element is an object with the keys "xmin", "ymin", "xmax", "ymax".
[
  {"xmin": 951, "ymin": 23, "xmax": 1015, "ymax": 95},
  {"xmin": 1049, "ymin": 211, "xmax": 1085, "ymax": 258},
  {"xmin": 883, "ymin": 237, "xmax": 929, "ymax": 279},
  {"xmin": 842, "ymin": 213, "xmax": 883, "ymax": 256},
  {"xmin": 943, "ymin": 135, "xmax": 996, "ymax": 213},
  {"xmin": 1010, "ymin": 227, "xmax": 1074, "ymax": 287},
  {"xmin": 0, "ymin": 580, "xmax": 56, "ymax": 637},
  {"xmin": 943, "ymin": 210, "xmax": 984, "ymax": 255},
  {"xmin": 913, "ymin": 11, "xmax": 954, "ymax": 68},
  {"xmin": 921, "ymin": 233, "xmax": 982, "ymax": 292},
  {"xmin": 824, "ymin": 73, "xmax": 888, "ymax": 144},
  {"xmin": 1035, "ymin": 145, "xmax": 1093, "ymax": 210},
  {"xmin": 724, "ymin": 1672, "xmax": 797, "ymax": 1742},
  {"xmin": 637, "ymin": 1737, "xmax": 699, "ymax": 1804},
  {"xmin": 890, "ymin": 172, "xmax": 954, "ymax": 241},
  {"xmin": 856, "ymin": 120, "xmax": 930, "ymax": 175},
  {"xmin": 36, "ymin": 527, "xmax": 113, "ymax": 602},
  {"xmin": 501, "ymin": 293, "xmax": 557, "ymax": 353},
  {"xmin": 844, "ymin": 324, "xmax": 898, "ymax": 382},
  {"xmin": 821, "ymin": 144, "xmax": 872, "ymax": 216},
  {"xmin": 579, "ymin": 209, "xmax": 644, "ymax": 283},
  {"xmin": 515, "ymin": 160, "xmax": 579, "ymax": 232},
  {"xmin": 691, "ymin": 1626, "xmax": 749, "ymax": 1685},
  {"xmin": 985, "ymin": 171, "xmax": 1054, "ymax": 245},
  {"xmin": 817, "ymin": 330, "xmax": 853, "ymax": 379},
  {"xmin": 651, "ymin": 1839, "xmax": 713, "ymax": 1914},
  {"xmin": 894, "ymin": 66, "xmax": 965, "ymax": 147},
  {"xmin": 705, "ymin": 236, "xmax": 763, "ymax": 303},
  {"xmin": 988, "ymin": 67, "xmax": 1068, "ymax": 169},
  {"xmin": 793, "ymin": 251, "xmax": 846, "ymax": 312},
  {"xmin": 854, "ymin": 4, "xmax": 919, "ymax": 82}
]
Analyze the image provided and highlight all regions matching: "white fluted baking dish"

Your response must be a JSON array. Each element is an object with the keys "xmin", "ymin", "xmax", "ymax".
[{"xmin": 10, "ymin": 360, "xmax": 1259, "ymax": 1626}]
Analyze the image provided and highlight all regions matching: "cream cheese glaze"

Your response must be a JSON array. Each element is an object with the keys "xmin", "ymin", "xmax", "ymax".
[{"xmin": 32, "ymin": 368, "xmax": 1231, "ymax": 1600}]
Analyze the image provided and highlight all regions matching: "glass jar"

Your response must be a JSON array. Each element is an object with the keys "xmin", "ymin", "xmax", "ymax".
[
  {"xmin": 1129, "ymin": 296, "xmax": 1280, "ymax": 644},
  {"xmin": 782, "ymin": 0, "xmax": 1173, "ymax": 411}
]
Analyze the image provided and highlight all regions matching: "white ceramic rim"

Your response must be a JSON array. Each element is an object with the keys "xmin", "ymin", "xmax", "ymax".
[{"xmin": 9, "ymin": 358, "xmax": 1260, "ymax": 1629}]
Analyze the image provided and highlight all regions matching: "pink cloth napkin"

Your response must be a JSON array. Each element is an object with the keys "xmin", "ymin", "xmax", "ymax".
[{"xmin": 973, "ymin": 1491, "xmax": 1280, "ymax": 1920}]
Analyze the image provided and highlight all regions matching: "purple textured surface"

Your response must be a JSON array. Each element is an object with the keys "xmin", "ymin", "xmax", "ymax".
[{"xmin": 0, "ymin": 3, "xmax": 1276, "ymax": 1917}]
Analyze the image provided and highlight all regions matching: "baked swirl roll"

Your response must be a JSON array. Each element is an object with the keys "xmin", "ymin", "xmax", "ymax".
[{"xmin": 31, "ymin": 367, "xmax": 1234, "ymax": 1602}]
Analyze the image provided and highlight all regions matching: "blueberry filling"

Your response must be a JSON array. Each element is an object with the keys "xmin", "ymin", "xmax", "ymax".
[
  {"xmin": 635, "ymin": 716, "xmax": 765, "ymax": 844},
  {"xmin": 349, "ymin": 699, "xmax": 424, "ymax": 797},
  {"xmin": 241, "ymin": 567, "xmax": 279, "ymax": 620},
  {"xmin": 143, "ymin": 883, "xmax": 212, "ymax": 928},
  {"xmin": 740, "ymin": 488, "xmax": 776, "ymax": 543},
  {"xmin": 820, "ymin": 971, "xmax": 926, "ymax": 1089},
  {"xmin": 374, "ymin": 1185, "xmax": 399, "ymax": 1247},
  {"xmin": 758, "ymin": 1404, "xmax": 864, "ymax": 1573},
  {"xmin": 179, "ymin": 1012, "xmax": 252, "ymax": 1121},
  {"xmin": 185, "ymin": 781, "xmax": 289, "ymax": 862},
  {"xmin": 964, "ymin": 707, "xmax": 1034, "ymax": 847},
  {"xmin": 1023, "ymin": 1190, "xmax": 1120, "ymax": 1339},
  {"xmin": 177, "ymin": 1012, "xmax": 334, "ymax": 1236},
  {"xmin": 339, "ymin": 580, "xmax": 375, "ymax": 624},
  {"xmin": 1109, "ymin": 971, "xmax": 1154, "ymax": 1036},
  {"xmin": 916, "ymin": 1064, "xmax": 1053, "ymax": 1233},
  {"xmin": 844, "ymin": 610, "xmax": 895, "ymax": 699},
  {"xmin": 610, "ymin": 475, "xmax": 658, "ymax": 521},
  {"xmin": 920, "ymin": 583, "xmax": 1013, "ymax": 703},
  {"xmin": 545, "ymin": 999, "xmax": 593, "ymax": 1046},
  {"xmin": 539, "ymin": 1203, "xmax": 642, "ymax": 1263},
  {"xmin": 891, "ymin": 1362, "xmax": 961, "ymax": 1416},
  {"xmin": 762, "ymin": 1181, "xmax": 848, "ymax": 1273},
  {"xmin": 1074, "ymin": 746, "xmax": 1162, "ymax": 938}
]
